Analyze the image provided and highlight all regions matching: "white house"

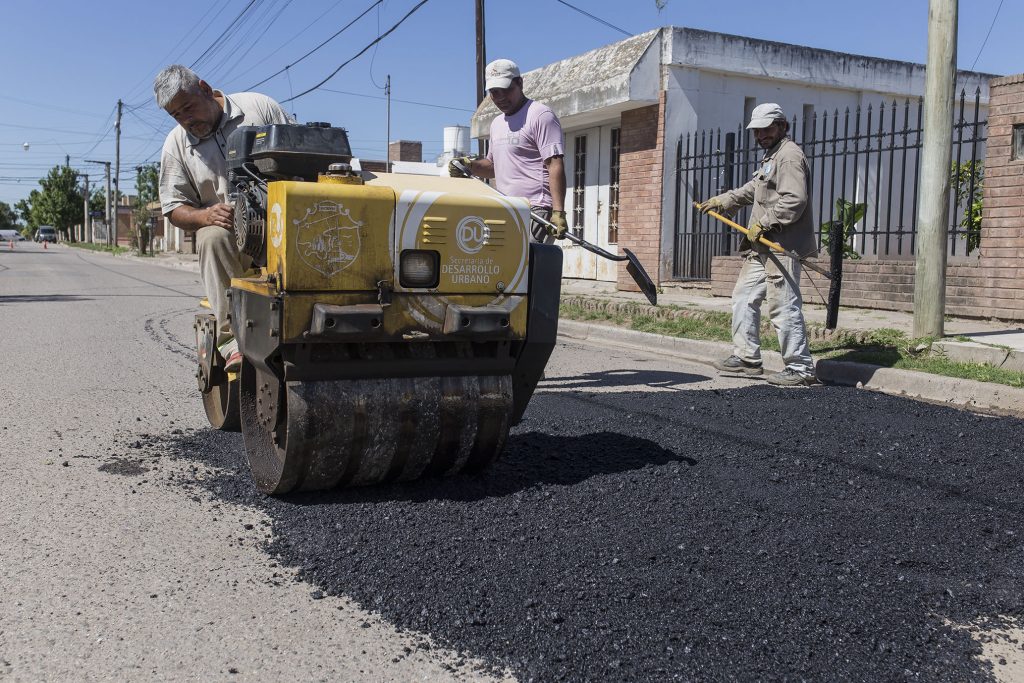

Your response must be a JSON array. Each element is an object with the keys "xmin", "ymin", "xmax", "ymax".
[{"xmin": 472, "ymin": 27, "xmax": 995, "ymax": 287}]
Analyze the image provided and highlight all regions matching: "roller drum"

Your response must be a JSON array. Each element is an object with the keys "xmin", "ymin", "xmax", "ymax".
[{"xmin": 239, "ymin": 359, "xmax": 512, "ymax": 494}]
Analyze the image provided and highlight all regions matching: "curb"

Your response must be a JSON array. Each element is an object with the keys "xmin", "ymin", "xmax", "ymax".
[{"xmin": 558, "ymin": 319, "xmax": 1024, "ymax": 418}]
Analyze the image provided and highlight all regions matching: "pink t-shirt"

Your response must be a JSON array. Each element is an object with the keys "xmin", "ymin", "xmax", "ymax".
[{"xmin": 487, "ymin": 99, "xmax": 564, "ymax": 209}]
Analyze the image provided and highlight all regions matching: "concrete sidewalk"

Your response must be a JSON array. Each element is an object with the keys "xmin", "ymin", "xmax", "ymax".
[
  {"xmin": 112, "ymin": 248, "xmax": 1024, "ymax": 409},
  {"xmin": 562, "ymin": 278, "xmax": 1024, "ymax": 351},
  {"xmin": 120, "ymin": 248, "xmax": 1024, "ymax": 351}
]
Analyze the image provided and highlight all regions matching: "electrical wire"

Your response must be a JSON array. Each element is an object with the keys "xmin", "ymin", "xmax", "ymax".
[
  {"xmin": 282, "ymin": 0, "xmax": 431, "ymax": 104},
  {"xmin": 320, "ymin": 87, "xmax": 475, "ymax": 112},
  {"xmin": 553, "ymin": 0, "xmax": 631, "ymax": 37},
  {"xmin": 970, "ymin": 0, "xmax": 1004, "ymax": 71},
  {"xmin": 228, "ymin": 0, "xmax": 349, "ymax": 85},
  {"xmin": 189, "ymin": 0, "xmax": 259, "ymax": 70},
  {"xmin": 200, "ymin": 0, "xmax": 282, "ymax": 84},
  {"xmin": 0, "ymin": 95, "xmax": 113, "ymax": 119},
  {"xmin": 120, "ymin": 2, "xmax": 228, "ymax": 106},
  {"xmin": 191, "ymin": 0, "xmax": 271, "ymax": 78},
  {"xmin": 213, "ymin": 0, "xmax": 296, "ymax": 86},
  {"xmin": 246, "ymin": 0, "xmax": 384, "ymax": 91}
]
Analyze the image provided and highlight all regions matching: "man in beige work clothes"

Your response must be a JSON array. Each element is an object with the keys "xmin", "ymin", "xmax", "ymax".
[
  {"xmin": 154, "ymin": 64, "xmax": 291, "ymax": 369},
  {"xmin": 698, "ymin": 103, "xmax": 818, "ymax": 386}
]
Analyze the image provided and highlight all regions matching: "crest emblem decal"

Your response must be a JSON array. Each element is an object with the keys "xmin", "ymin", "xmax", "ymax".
[{"xmin": 294, "ymin": 201, "xmax": 362, "ymax": 276}]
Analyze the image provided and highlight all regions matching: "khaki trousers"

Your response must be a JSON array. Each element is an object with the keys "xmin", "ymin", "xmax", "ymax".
[{"xmin": 196, "ymin": 225, "xmax": 251, "ymax": 347}]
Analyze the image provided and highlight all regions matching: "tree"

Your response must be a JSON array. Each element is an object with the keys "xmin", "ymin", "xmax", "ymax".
[
  {"xmin": 0, "ymin": 201, "xmax": 18, "ymax": 230},
  {"xmin": 32, "ymin": 165, "xmax": 84, "ymax": 242},
  {"xmin": 951, "ymin": 160, "xmax": 982, "ymax": 254},
  {"xmin": 89, "ymin": 187, "xmax": 124, "ymax": 217},
  {"xmin": 15, "ymin": 190, "xmax": 40, "ymax": 235},
  {"xmin": 133, "ymin": 163, "xmax": 160, "ymax": 255}
]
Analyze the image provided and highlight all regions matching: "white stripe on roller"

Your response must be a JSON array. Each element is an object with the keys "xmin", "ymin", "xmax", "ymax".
[
  {"xmin": 395, "ymin": 189, "xmax": 443, "ymax": 252},
  {"xmin": 489, "ymin": 193, "xmax": 530, "ymax": 294}
]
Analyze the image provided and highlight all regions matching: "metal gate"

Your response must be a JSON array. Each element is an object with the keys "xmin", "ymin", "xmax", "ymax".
[{"xmin": 671, "ymin": 89, "xmax": 987, "ymax": 280}]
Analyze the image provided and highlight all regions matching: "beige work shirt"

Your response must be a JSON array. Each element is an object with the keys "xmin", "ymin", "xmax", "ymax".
[
  {"xmin": 158, "ymin": 91, "xmax": 291, "ymax": 217},
  {"xmin": 714, "ymin": 137, "xmax": 818, "ymax": 257}
]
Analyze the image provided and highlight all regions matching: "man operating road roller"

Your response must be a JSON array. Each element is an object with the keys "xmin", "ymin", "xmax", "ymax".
[{"xmin": 154, "ymin": 64, "xmax": 291, "ymax": 370}]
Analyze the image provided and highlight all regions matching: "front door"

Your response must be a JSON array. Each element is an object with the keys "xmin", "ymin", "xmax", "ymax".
[{"xmin": 562, "ymin": 125, "xmax": 620, "ymax": 281}]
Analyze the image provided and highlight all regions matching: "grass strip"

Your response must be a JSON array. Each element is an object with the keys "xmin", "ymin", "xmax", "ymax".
[
  {"xmin": 65, "ymin": 242, "xmax": 135, "ymax": 256},
  {"xmin": 560, "ymin": 299, "xmax": 1024, "ymax": 389}
]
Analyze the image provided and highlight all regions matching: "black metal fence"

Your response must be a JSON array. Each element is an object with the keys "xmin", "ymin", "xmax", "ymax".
[{"xmin": 672, "ymin": 88, "xmax": 987, "ymax": 280}]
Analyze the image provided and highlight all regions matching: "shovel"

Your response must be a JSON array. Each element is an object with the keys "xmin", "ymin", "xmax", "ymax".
[
  {"xmin": 453, "ymin": 160, "xmax": 658, "ymax": 305},
  {"xmin": 695, "ymin": 202, "xmax": 832, "ymax": 280}
]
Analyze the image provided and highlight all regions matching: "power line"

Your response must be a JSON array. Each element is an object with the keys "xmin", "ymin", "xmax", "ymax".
[
  {"xmin": 0, "ymin": 94, "xmax": 113, "ymax": 119},
  {"xmin": 320, "ymin": 87, "xmax": 475, "ymax": 112},
  {"xmin": 211, "ymin": 0, "xmax": 296, "ymax": 86},
  {"xmin": 189, "ymin": 0, "xmax": 259, "ymax": 70},
  {"xmin": 282, "ymin": 0, "xmax": 432, "ymax": 104},
  {"xmin": 199, "ymin": 0, "xmax": 281, "ymax": 84},
  {"xmin": 553, "ymin": 0, "xmax": 631, "ymax": 37},
  {"xmin": 120, "ymin": 2, "xmax": 228, "ymax": 106},
  {"xmin": 970, "ymin": 0, "xmax": 1004, "ymax": 71},
  {"xmin": 227, "ymin": 0, "xmax": 349, "ymax": 86},
  {"xmin": 247, "ymin": 0, "xmax": 384, "ymax": 91}
]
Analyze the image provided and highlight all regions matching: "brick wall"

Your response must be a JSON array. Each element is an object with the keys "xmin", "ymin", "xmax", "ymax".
[
  {"xmin": 389, "ymin": 140, "xmax": 422, "ymax": 163},
  {"xmin": 710, "ymin": 256, "xmax": 1014, "ymax": 318},
  {"xmin": 617, "ymin": 93, "xmax": 665, "ymax": 291},
  {"xmin": 709, "ymin": 74, "xmax": 1024, "ymax": 323},
  {"xmin": 976, "ymin": 73, "xmax": 1024, "ymax": 319}
]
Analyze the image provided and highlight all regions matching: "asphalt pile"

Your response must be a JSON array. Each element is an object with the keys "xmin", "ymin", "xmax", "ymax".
[{"xmin": 143, "ymin": 385, "xmax": 1024, "ymax": 681}]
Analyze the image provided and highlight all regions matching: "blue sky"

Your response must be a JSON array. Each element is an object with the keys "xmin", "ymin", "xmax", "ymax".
[{"xmin": 0, "ymin": 0, "xmax": 1018, "ymax": 207}]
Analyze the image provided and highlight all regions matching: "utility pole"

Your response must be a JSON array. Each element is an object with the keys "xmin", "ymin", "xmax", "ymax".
[
  {"xmin": 386, "ymin": 74, "xmax": 392, "ymax": 173},
  {"xmin": 81, "ymin": 174, "xmax": 89, "ymax": 244},
  {"xmin": 913, "ymin": 0, "xmax": 958, "ymax": 339},
  {"xmin": 85, "ymin": 159, "xmax": 111, "ymax": 244},
  {"xmin": 475, "ymin": 0, "xmax": 486, "ymax": 157},
  {"xmin": 113, "ymin": 99, "xmax": 123, "ymax": 247},
  {"xmin": 65, "ymin": 154, "xmax": 70, "ymax": 168}
]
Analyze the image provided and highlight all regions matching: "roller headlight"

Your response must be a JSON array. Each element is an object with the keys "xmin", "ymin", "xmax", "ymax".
[{"xmin": 399, "ymin": 249, "xmax": 440, "ymax": 288}]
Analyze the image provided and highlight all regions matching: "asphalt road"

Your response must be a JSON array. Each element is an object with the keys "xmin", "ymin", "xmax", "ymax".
[{"xmin": 2, "ymin": 243, "xmax": 1023, "ymax": 682}]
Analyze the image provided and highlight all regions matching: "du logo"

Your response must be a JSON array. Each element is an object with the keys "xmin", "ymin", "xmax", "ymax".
[{"xmin": 456, "ymin": 215, "xmax": 490, "ymax": 254}]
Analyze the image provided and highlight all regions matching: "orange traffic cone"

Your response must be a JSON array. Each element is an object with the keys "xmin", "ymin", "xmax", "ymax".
[
  {"xmin": 43, "ymin": 241, "xmax": 47, "ymax": 250},
  {"xmin": 7, "ymin": 240, "xmax": 12, "ymax": 250}
]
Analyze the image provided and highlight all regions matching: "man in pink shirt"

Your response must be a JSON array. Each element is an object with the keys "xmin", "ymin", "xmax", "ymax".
[{"xmin": 450, "ymin": 58, "xmax": 567, "ymax": 243}]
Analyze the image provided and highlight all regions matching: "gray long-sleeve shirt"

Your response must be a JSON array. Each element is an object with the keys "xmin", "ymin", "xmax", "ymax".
[{"xmin": 713, "ymin": 137, "xmax": 818, "ymax": 257}]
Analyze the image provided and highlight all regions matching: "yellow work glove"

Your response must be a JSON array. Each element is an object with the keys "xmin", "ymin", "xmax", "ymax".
[
  {"xmin": 448, "ymin": 156, "xmax": 476, "ymax": 177},
  {"xmin": 746, "ymin": 222, "xmax": 767, "ymax": 245},
  {"xmin": 697, "ymin": 197, "xmax": 725, "ymax": 214},
  {"xmin": 547, "ymin": 210, "xmax": 568, "ymax": 239}
]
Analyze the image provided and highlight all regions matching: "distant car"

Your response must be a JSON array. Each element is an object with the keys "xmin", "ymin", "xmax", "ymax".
[
  {"xmin": 0, "ymin": 229, "xmax": 24, "ymax": 242},
  {"xmin": 35, "ymin": 226, "xmax": 58, "ymax": 243}
]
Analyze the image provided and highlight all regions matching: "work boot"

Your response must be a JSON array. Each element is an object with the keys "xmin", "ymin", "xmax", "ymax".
[
  {"xmin": 713, "ymin": 355, "xmax": 763, "ymax": 376},
  {"xmin": 766, "ymin": 368, "xmax": 819, "ymax": 387}
]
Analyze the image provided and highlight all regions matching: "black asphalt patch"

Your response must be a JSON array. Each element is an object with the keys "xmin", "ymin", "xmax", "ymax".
[{"xmin": 144, "ymin": 385, "xmax": 1024, "ymax": 681}]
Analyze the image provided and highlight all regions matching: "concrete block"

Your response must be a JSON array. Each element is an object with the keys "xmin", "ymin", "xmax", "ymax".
[{"xmin": 931, "ymin": 340, "xmax": 1009, "ymax": 367}]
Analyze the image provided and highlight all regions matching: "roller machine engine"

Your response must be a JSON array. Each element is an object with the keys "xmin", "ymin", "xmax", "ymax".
[{"xmin": 194, "ymin": 121, "xmax": 562, "ymax": 494}]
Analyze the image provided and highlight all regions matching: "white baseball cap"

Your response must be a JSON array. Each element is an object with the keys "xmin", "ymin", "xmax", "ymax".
[
  {"xmin": 485, "ymin": 58, "xmax": 521, "ymax": 91},
  {"xmin": 747, "ymin": 103, "xmax": 786, "ymax": 129}
]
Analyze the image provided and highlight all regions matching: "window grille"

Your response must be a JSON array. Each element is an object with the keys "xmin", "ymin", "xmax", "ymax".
[
  {"xmin": 608, "ymin": 128, "xmax": 621, "ymax": 244},
  {"xmin": 572, "ymin": 135, "xmax": 587, "ymax": 237}
]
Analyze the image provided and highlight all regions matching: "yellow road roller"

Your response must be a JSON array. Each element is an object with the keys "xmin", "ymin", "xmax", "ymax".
[{"xmin": 193, "ymin": 122, "xmax": 561, "ymax": 494}]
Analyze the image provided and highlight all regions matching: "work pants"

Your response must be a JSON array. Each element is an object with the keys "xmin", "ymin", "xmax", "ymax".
[
  {"xmin": 197, "ymin": 225, "xmax": 251, "ymax": 347},
  {"xmin": 731, "ymin": 251, "xmax": 814, "ymax": 376}
]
